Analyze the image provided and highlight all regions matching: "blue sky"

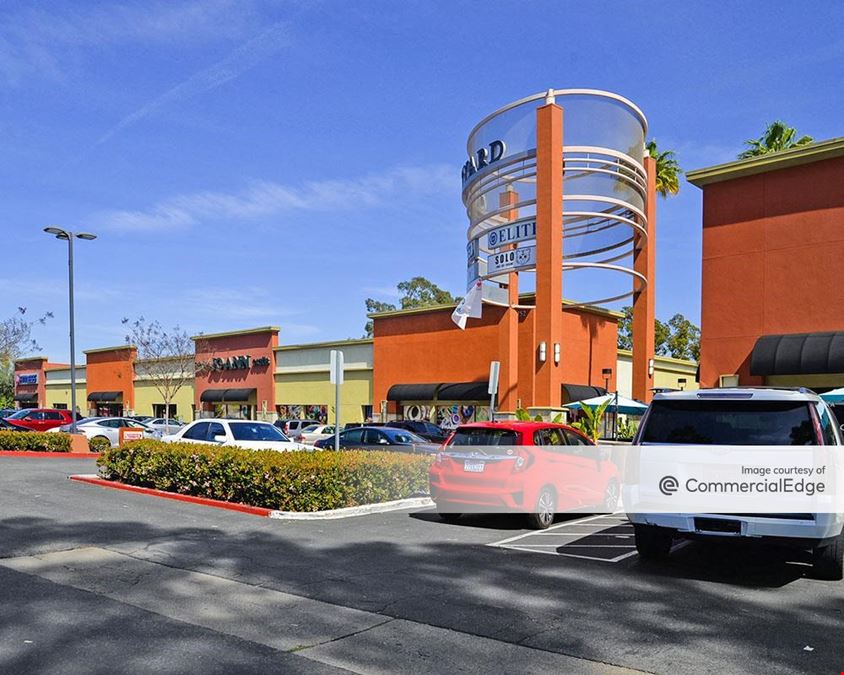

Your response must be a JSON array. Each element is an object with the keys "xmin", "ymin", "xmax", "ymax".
[{"xmin": 3, "ymin": 0, "xmax": 843, "ymax": 361}]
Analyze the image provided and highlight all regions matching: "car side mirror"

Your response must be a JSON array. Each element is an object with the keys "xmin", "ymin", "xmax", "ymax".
[{"xmin": 213, "ymin": 434, "xmax": 226, "ymax": 443}]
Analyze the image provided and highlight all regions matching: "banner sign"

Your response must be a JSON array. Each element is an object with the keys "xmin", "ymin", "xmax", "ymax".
[
  {"xmin": 487, "ymin": 219, "xmax": 536, "ymax": 249},
  {"xmin": 16, "ymin": 374, "xmax": 38, "ymax": 386},
  {"xmin": 487, "ymin": 246, "xmax": 536, "ymax": 275}
]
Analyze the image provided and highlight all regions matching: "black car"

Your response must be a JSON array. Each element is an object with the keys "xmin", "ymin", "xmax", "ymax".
[
  {"xmin": 314, "ymin": 426, "xmax": 439, "ymax": 454},
  {"xmin": 385, "ymin": 420, "xmax": 449, "ymax": 443}
]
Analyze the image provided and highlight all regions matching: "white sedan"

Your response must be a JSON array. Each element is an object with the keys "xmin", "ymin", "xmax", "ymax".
[
  {"xmin": 48, "ymin": 417, "xmax": 160, "ymax": 448},
  {"xmin": 162, "ymin": 419, "xmax": 309, "ymax": 452},
  {"xmin": 295, "ymin": 424, "xmax": 337, "ymax": 445}
]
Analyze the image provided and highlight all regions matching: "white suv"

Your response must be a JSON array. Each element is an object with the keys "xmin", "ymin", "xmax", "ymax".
[{"xmin": 628, "ymin": 387, "xmax": 844, "ymax": 580}]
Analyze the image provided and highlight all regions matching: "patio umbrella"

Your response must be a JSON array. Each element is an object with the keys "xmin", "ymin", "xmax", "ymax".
[
  {"xmin": 563, "ymin": 393, "xmax": 648, "ymax": 416},
  {"xmin": 820, "ymin": 387, "xmax": 844, "ymax": 403}
]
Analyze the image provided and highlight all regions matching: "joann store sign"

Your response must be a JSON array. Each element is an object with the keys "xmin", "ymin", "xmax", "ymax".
[{"xmin": 197, "ymin": 355, "xmax": 271, "ymax": 372}]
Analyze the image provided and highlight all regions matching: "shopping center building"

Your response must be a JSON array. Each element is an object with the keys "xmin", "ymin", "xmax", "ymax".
[
  {"xmin": 688, "ymin": 136, "xmax": 844, "ymax": 391},
  {"xmin": 14, "ymin": 88, "xmax": 705, "ymax": 423}
]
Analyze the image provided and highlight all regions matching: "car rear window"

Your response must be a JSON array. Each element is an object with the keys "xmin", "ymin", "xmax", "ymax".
[
  {"xmin": 447, "ymin": 428, "xmax": 519, "ymax": 447},
  {"xmin": 230, "ymin": 422, "xmax": 289, "ymax": 442},
  {"xmin": 640, "ymin": 400, "xmax": 816, "ymax": 445}
]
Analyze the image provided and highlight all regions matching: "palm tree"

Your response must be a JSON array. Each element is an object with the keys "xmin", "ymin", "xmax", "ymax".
[
  {"xmin": 738, "ymin": 121, "xmax": 813, "ymax": 159},
  {"xmin": 646, "ymin": 140, "xmax": 682, "ymax": 198}
]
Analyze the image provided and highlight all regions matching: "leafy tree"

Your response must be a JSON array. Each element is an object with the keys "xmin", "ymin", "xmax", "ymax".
[
  {"xmin": 122, "ymin": 317, "xmax": 197, "ymax": 430},
  {"xmin": 0, "ymin": 308, "xmax": 53, "ymax": 408},
  {"xmin": 739, "ymin": 120, "xmax": 813, "ymax": 159},
  {"xmin": 646, "ymin": 140, "xmax": 682, "ymax": 198},
  {"xmin": 616, "ymin": 306, "xmax": 699, "ymax": 362},
  {"xmin": 364, "ymin": 277, "xmax": 459, "ymax": 337}
]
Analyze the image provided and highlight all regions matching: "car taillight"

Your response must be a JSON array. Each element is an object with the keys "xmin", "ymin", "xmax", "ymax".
[{"xmin": 513, "ymin": 450, "xmax": 533, "ymax": 472}]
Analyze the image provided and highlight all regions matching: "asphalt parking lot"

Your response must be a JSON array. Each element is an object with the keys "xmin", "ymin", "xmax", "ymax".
[{"xmin": 0, "ymin": 456, "xmax": 842, "ymax": 674}]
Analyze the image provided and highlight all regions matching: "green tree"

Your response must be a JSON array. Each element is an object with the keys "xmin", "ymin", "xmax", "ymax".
[
  {"xmin": 738, "ymin": 120, "xmax": 813, "ymax": 159},
  {"xmin": 616, "ymin": 306, "xmax": 698, "ymax": 362},
  {"xmin": 364, "ymin": 277, "xmax": 459, "ymax": 337},
  {"xmin": 0, "ymin": 308, "xmax": 53, "ymax": 408},
  {"xmin": 646, "ymin": 140, "xmax": 682, "ymax": 198}
]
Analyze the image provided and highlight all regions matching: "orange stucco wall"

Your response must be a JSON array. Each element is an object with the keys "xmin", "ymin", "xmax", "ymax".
[
  {"xmin": 194, "ymin": 330, "xmax": 278, "ymax": 413},
  {"xmin": 372, "ymin": 304, "xmax": 618, "ymax": 410},
  {"xmin": 700, "ymin": 154, "xmax": 844, "ymax": 386},
  {"xmin": 85, "ymin": 347, "xmax": 137, "ymax": 410}
]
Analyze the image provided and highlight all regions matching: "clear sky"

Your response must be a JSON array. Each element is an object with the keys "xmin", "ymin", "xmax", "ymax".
[{"xmin": 3, "ymin": 1, "xmax": 843, "ymax": 361}]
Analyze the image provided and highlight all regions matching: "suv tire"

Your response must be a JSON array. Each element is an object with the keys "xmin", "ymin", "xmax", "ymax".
[
  {"xmin": 812, "ymin": 532, "xmax": 844, "ymax": 581},
  {"xmin": 634, "ymin": 524, "xmax": 673, "ymax": 560}
]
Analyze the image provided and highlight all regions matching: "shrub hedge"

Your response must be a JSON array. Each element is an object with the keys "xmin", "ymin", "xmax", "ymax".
[
  {"xmin": 87, "ymin": 436, "xmax": 112, "ymax": 453},
  {"xmin": 97, "ymin": 440, "xmax": 433, "ymax": 511},
  {"xmin": 0, "ymin": 430, "xmax": 71, "ymax": 452}
]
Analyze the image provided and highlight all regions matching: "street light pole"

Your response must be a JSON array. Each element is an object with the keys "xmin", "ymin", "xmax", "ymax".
[{"xmin": 44, "ymin": 227, "xmax": 97, "ymax": 434}]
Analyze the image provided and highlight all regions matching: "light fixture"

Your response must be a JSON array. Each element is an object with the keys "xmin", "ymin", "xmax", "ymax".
[
  {"xmin": 553, "ymin": 343, "xmax": 560, "ymax": 365},
  {"xmin": 538, "ymin": 342, "xmax": 547, "ymax": 362},
  {"xmin": 648, "ymin": 358, "xmax": 655, "ymax": 377}
]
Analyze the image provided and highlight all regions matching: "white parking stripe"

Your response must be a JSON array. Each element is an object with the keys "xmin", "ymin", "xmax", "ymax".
[{"xmin": 487, "ymin": 512, "xmax": 617, "ymax": 547}]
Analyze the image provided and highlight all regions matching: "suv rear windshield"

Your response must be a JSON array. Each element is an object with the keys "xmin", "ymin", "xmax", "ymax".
[
  {"xmin": 447, "ymin": 428, "xmax": 519, "ymax": 446},
  {"xmin": 641, "ymin": 400, "xmax": 816, "ymax": 445},
  {"xmin": 230, "ymin": 422, "xmax": 289, "ymax": 442}
]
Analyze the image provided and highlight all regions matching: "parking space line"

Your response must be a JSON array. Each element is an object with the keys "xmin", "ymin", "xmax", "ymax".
[{"xmin": 487, "ymin": 513, "xmax": 617, "ymax": 547}]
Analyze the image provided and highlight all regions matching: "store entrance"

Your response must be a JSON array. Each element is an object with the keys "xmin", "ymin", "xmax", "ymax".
[{"xmin": 96, "ymin": 403, "xmax": 124, "ymax": 417}]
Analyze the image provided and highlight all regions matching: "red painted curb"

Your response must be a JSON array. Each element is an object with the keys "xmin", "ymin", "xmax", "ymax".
[
  {"xmin": 0, "ymin": 451, "xmax": 100, "ymax": 458},
  {"xmin": 68, "ymin": 475, "xmax": 274, "ymax": 517}
]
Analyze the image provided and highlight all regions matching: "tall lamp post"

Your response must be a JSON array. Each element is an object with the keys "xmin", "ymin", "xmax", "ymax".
[
  {"xmin": 601, "ymin": 367, "xmax": 613, "ymax": 440},
  {"xmin": 44, "ymin": 227, "xmax": 97, "ymax": 434}
]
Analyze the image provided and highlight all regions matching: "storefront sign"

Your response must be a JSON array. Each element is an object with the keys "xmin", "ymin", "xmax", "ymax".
[
  {"xmin": 466, "ymin": 238, "xmax": 479, "ymax": 266},
  {"xmin": 487, "ymin": 246, "xmax": 536, "ymax": 275},
  {"xmin": 197, "ymin": 354, "xmax": 271, "ymax": 372},
  {"xmin": 461, "ymin": 139, "xmax": 506, "ymax": 185},
  {"xmin": 487, "ymin": 218, "xmax": 536, "ymax": 248},
  {"xmin": 16, "ymin": 373, "xmax": 38, "ymax": 386}
]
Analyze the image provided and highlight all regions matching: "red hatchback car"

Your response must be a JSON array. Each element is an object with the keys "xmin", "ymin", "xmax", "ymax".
[
  {"xmin": 2, "ymin": 408, "xmax": 75, "ymax": 432},
  {"xmin": 428, "ymin": 421, "xmax": 620, "ymax": 529}
]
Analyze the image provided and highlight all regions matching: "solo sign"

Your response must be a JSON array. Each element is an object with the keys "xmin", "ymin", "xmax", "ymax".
[
  {"xmin": 487, "ymin": 218, "xmax": 536, "ymax": 248},
  {"xmin": 487, "ymin": 246, "xmax": 536, "ymax": 275}
]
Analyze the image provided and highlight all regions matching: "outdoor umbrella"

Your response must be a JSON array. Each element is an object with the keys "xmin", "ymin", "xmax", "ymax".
[
  {"xmin": 563, "ymin": 393, "xmax": 648, "ymax": 416},
  {"xmin": 820, "ymin": 387, "xmax": 844, "ymax": 403}
]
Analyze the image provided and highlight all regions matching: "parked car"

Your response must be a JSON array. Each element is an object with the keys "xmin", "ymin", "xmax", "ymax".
[
  {"xmin": 627, "ymin": 387, "xmax": 844, "ymax": 580},
  {"xmin": 1, "ymin": 408, "xmax": 76, "ymax": 432},
  {"xmin": 314, "ymin": 426, "xmax": 439, "ymax": 454},
  {"xmin": 295, "ymin": 424, "xmax": 337, "ymax": 445},
  {"xmin": 164, "ymin": 419, "xmax": 309, "ymax": 452},
  {"xmin": 128, "ymin": 415, "xmax": 154, "ymax": 423},
  {"xmin": 274, "ymin": 419, "xmax": 320, "ymax": 437},
  {"xmin": 48, "ymin": 416, "xmax": 160, "ymax": 447},
  {"xmin": 385, "ymin": 420, "xmax": 449, "ymax": 443},
  {"xmin": 428, "ymin": 421, "xmax": 619, "ymax": 529},
  {"xmin": 143, "ymin": 418, "xmax": 184, "ymax": 434}
]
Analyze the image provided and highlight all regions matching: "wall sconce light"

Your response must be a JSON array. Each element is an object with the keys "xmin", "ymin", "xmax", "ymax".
[
  {"xmin": 648, "ymin": 358, "xmax": 655, "ymax": 377},
  {"xmin": 538, "ymin": 342, "xmax": 547, "ymax": 362},
  {"xmin": 553, "ymin": 343, "xmax": 560, "ymax": 365}
]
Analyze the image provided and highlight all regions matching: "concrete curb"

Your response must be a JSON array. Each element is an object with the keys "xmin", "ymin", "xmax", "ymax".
[
  {"xmin": 269, "ymin": 497, "xmax": 434, "ymax": 520},
  {"xmin": 68, "ymin": 474, "xmax": 433, "ymax": 519},
  {"xmin": 1, "ymin": 451, "xmax": 100, "ymax": 458}
]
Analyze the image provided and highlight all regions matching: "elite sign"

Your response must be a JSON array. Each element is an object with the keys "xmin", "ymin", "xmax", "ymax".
[
  {"xmin": 487, "ymin": 219, "xmax": 536, "ymax": 248},
  {"xmin": 487, "ymin": 246, "xmax": 536, "ymax": 275}
]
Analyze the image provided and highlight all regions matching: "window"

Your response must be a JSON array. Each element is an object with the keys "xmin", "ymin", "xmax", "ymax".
[
  {"xmin": 98, "ymin": 419, "xmax": 122, "ymax": 428},
  {"xmin": 362, "ymin": 428, "xmax": 387, "ymax": 444},
  {"xmin": 534, "ymin": 428, "xmax": 565, "ymax": 446},
  {"xmin": 564, "ymin": 430, "xmax": 591, "ymax": 446},
  {"xmin": 342, "ymin": 428, "xmax": 364, "ymax": 445},
  {"xmin": 814, "ymin": 404, "xmax": 838, "ymax": 446},
  {"xmin": 641, "ymin": 400, "xmax": 815, "ymax": 445},
  {"xmin": 182, "ymin": 422, "xmax": 210, "ymax": 441},
  {"xmin": 53, "ymin": 403, "xmax": 68, "ymax": 410},
  {"xmin": 207, "ymin": 422, "xmax": 226, "ymax": 441},
  {"xmin": 719, "ymin": 374, "xmax": 740, "ymax": 387},
  {"xmin": 229, "ymin": 422, "xmax": 287, "ymax": 442},
  {"xmin": 448, "ymin": 428, "xmax": 519, "ymax": 446},
  {"xmin": 44, "ymin": 411, "xmax": 63, "ymax": 421}
]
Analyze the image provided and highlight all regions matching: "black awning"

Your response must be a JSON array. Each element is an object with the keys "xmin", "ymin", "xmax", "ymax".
[
  {"xmin": 200, "ymin": 388, "xmax": 256, "ymax": 403},
  {"xmin": 87, "ymin": 391, "xmax": 122, "ymax": 402},
  {"xmin": 437, "ymin": 381, "xmax": 490, "ymax": 401},
  {"xmin": 750, "ymin": 331, "xmax": 844, "ymax": 376},
  {"xmin": 13, "ymin": 393, "xmax": 37, "ymax": 402},
  {"xmin": 387, "ymin": 383, "xmax": 440, "ymax": 402},
  {"xmin": 562, "ymin": 383, "xmax": 607, "ymax": 404}
]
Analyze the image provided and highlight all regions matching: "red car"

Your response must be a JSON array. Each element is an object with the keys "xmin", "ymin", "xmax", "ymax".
[
  {"xmin": 428, "ymin": 421, "xmax": 619, "ymax": 529},
  {"xmin": 2, "ymin": 408, "xmax": 75, "ymax": 432}
]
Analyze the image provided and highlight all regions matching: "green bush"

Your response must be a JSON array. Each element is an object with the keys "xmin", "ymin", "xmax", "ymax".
[
  {"xmin": 87, "ymin": 436, "xmax": 112, "ymax": 453},
  {"xmin": 0, "ymin": 430, "xmax": 71, "ymax": 452},
  {"xmin": 97, "ymin": 440, "xmax": 433, "ymax": 511}
]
